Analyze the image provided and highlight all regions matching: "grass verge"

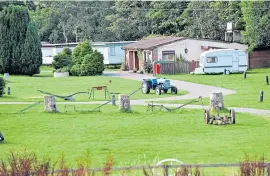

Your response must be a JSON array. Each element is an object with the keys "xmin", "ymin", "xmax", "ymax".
[
  {"xmin": 0, "ymin": 104, "xmax": 269, "ymax": 169},
  {"xmin": 156, "ymin": 68, "xmax": 270, "ymax": 109},
  {"xmin": 0, "ymin": 71, "xmax": 187, "ymax": 102}
]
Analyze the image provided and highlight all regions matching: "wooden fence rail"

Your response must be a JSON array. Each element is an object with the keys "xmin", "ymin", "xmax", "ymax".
[
  {"xmin": 159, "ymin": 60, "xmax": 199, "ymax": 74},
  {"xmin": 37, "ymin": 162, "xmax": 270, "ymax": 176}
]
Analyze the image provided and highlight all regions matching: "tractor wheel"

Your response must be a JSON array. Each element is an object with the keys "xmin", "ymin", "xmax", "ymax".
[
  {"xmin": 230, "ymin": 109, "xmax": 236, "ymax": 124},
  {"xmin": 163, "ymin": 89, "xmax": 168, "ymax": 93},
  {"xmin": 205, "ymin": 110, "xmax": 210, "ymax": 124},
  {"xmin": 171, "ymin": 86, "xmax": 178, "ymax": 94},
  {"xmin": 155, "ymin": 86, "xmax": 161, "ymax": 95},
  {"xmin": 141, "ymin": 81, "xmax": 150, "ymax": 94}
]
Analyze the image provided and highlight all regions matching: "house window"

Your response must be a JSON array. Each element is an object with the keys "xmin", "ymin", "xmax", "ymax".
[
  {"xmin": 110, "ymin": 46, "xmax": 115, "ymax": 56},
  {"xmin": 207, "ymin": 57, "xmax": 218, "ymax": 63},
  {"xmin": 162, "ymin": 50, "xmax": 175, "ymax": 61}
]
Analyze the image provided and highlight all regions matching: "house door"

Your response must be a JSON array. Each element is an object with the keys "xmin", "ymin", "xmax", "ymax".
[
  {"xmin": 232, "ymin": 52, "xmax": 239, "ymax": 72},
  {"xmin": 135, "ymin": 51, "xmax": 139, "ymax": 70}
]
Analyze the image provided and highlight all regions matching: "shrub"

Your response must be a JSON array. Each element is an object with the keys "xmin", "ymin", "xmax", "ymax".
[
  {"xmin": 0, "ymin": 77, "xmax": 6, "ymax": 97},
  {"xmin": 143, "ymin": 60, "xmax": 152, "ymax": 74},
  {"xmin": 72, "ymin": 41, "xmax": 93, "ymax": 64},
  {"xmin": 70, "ymin": 64, "xmax": 82, "ymax": 76},
  {"xmin": 120, "ymin": 62, "xmax": 128, "ymax": 71},
  {"xmin": 71, "ymin": 41, "xmax": 105, "ymax": 76},
  {"xmin": 52, "ymin": 48, "xmax": 72, "ymax": 69}
]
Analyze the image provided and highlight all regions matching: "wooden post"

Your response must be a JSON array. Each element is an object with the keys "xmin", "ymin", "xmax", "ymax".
[
  {"xmin": 119, "ymin": 94, "xmax": 131, "ymax": 112},
  {"xmin": 44, "ymin": 96, "xmax": 58, "ymax": 112},
  {"xmin": 210, "ymin": 92, "xmax": 224, "ymax": 109},
  {"xmin": 164, "ymin": 165, "xmax": 169, "ymax": 176}
]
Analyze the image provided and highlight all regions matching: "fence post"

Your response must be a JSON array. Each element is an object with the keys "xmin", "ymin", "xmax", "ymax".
[
  {"xmin": 164, "ymin": 165, "xmax": 169, "ymax": 176},
  {"xmin": 267, "ymin": 163, "xmax": 270, "ymax": 176}
]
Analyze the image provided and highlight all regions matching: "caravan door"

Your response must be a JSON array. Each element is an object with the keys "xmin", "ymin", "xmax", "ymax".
[{"xmin": 232, "ymin": 52, "xmax": 239, "ymax": 72}]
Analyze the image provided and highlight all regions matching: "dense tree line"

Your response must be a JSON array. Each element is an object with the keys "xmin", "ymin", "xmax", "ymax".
[{"xmin": 1, "ymin": 1, "xmax": 270, "ymax": 51}]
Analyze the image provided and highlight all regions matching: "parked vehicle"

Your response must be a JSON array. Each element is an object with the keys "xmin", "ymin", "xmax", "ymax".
[
  {"xmin": 193, "ymin": 49, "xmax": 248, "ymax": 74},
  {"xmin": 141, "ymin": 78, "xmax": 178, "ymax": 95}
]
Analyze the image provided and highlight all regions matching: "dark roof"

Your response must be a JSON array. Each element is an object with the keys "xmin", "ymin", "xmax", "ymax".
[{"xmin": 123, "ymin": 36, "xmax": 185, "ymax": 50}]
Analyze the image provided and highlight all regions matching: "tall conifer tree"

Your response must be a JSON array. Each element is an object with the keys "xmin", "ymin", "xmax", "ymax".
[{"xmin": 0, "ymin": 5, "xmax": 42, "ymax": 75}]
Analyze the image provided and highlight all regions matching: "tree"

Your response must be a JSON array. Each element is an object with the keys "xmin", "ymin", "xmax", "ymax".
[
  {"xmin": 21, "ymin": 23, "xmax": 43, "ymax": 75},
  {"xmin": 146, "ymin": 1, "xmax": 188, "ymax": 35},
  {"xmin": 106, "ymin": 1, "xmax": 152, "ymax": 41},
  {"xmin": 0, "ymin": 78, "xmax": 5, "ymax": 97},
  {"xmin": 178, "ymin": 1, "xmax": 243, "ymax": 40},
  {"xmin": 241, "ymin": 0, "xmax": 270, "ymax": 51},
  {"xmin": 0, "ymin": 5, "xmax": 42, "ymax": 75}
]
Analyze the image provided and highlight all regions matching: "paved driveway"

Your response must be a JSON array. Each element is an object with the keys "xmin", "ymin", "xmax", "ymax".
[{"xmin": 103, "ymin": 71, "xmax": 236, "ymax": 102}]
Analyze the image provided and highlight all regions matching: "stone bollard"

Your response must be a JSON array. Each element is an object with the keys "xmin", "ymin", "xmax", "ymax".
[
  {"xmin": 210, "ymin": 92, "xmax": 224, "ymax": 109},
  {"xmin": 7, "ymin": 87, "xmax": 10, "ymax": 95},
  {"xmin": 119, "ymin": 94, "xmax": 131, "ymax": 112},
  {"xmin": 112, "ymin": 94, "xmax": 116, "ymax": 106},
  {"xmin": 44, "ymin": 96, "xmax": 58, "ymax": 112}
]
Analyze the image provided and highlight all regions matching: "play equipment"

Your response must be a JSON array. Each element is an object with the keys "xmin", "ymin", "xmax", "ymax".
[
  {"xmin": 204, "ymin": 107, "xmax": 236, "ymax": 125},
  {"xmin": 0, "ymin": 132, "xmax": 4, "ymax": 142},
  {"xmin": 141, "ymin": 77, "xmax": 178, "ymax": 95},
  {"xmin": 147, "ymin": 96, "xmax": 202, "ymax": 112},
  {"xmin": 38, "ymin": 90, "xmax": 88, "ymax": 100},
  {"xmin": 88, "ymin": 86, "xmax": 110, "ymax": 100},
  {"xmin": 16, "ymin": 101, "xmax": 41, "ymax": 114},
  {"xmin": 64, "ymin": 99, "xmax": 112, "ymax": 113}
]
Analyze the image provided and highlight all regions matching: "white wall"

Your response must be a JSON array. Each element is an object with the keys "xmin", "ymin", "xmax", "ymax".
[
  {"xmin": 156, "ymin": 39, "xmax": 248, "ymax": 62},
  {"xmin": 41, "ymin": 45, "xmax": 106, "ymax": 65},
  {"xmin": 93, "ymin": 46, "xmax": 108, "ymax": 64}
]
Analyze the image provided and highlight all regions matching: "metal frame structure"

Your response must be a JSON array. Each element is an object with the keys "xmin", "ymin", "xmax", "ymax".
[
  {"xmin": 88, "ymin": 86, "xmax": 110, "ymax": 100},
  {"xmin": 38, "ymin": 90, "xmax": 88, "ymax": 100},
  {"xmin": 147, "ymin": 96, "xmax": 202, "ymax": 112}
]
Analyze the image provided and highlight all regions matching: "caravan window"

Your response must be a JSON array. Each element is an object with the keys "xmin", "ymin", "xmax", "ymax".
[{"xmin": 206, "ymin": 57, "xmax": 218, "ymax": 63}]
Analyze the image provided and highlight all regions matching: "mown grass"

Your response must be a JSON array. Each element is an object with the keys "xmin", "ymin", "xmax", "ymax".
[
  {"xmin": 0, "ymin": 71, "xmax": 187, "ymax": 102},
  {"xmin": 156, "ymin": 68, "xmax": 270, "ymax": 109},
  {"xmin": 0, "ymin": 104, "xmax": 269, "ymax": 170}
]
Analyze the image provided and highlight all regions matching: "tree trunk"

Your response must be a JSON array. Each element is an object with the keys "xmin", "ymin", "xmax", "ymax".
[
  {"xmin": 44, "ymin": 96, "xmax": 58, "ymax": 112},
  {"xmin": 210, "ymin": 92, "xmax": 224, "ymax": 109},
  {"xmin": 119, "ymin": 94, "xmax": 131, "ymax": 112}
]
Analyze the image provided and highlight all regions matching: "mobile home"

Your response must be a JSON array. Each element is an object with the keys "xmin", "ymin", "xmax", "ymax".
[
  {"xmin": 41, "ymin": 41, "xmax": 136, "ymax": 65},
  {"xmin": 194, "ymin": 49, "xmax": 248, "ymax": 74}
]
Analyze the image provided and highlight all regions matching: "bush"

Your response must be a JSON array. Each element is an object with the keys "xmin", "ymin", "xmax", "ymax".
[
  {"xmin": 120, "ymin": 62, "xmax": 128, "ymax": 71},
  {"xmin": 52, "ymin": 48, "xmax": 72, "ymax": 69},
  {"xmin": 70, "ymin": 64, "xmax": 82, "ymax": 76},
  {"xmin": 70, "ymin": 42, "xmax": 104, "ymax": 76},
  {"xmin": 72, "ymin": 41, "xmax": 93, "ymax": 64},
  {"xmin": 143, "ymin": 60, "xmax": 153, "ymax": 74},
  {"xmin": 54, "ymin": 66, "xmax": 71, "ymax": 73},
  {"xmin": 0, "ymin": 77, "xmax": 6, "ymax": 97}
]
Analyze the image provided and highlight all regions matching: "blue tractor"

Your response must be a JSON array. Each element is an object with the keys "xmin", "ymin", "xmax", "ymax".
[{"xmin": 141, "ymin": 78, "xmax": 178, "ymax": 95}]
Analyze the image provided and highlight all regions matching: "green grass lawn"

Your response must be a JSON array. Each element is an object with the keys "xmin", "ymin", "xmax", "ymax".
[
  {"xmin": 1, "ymin": 104, "xmax": 269, "ymax": 171},
  {"xmin": 0, "ymin": 71, "xmax": 187, "ymax": 102},
  {"xmin": 156, "ymin": 68, "xmax": 270, "ymax": 110}
]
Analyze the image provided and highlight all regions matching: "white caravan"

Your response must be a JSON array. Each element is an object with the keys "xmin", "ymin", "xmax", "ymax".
[{"xmin": 193, "ymin": 49, "xmax": 248, "ymax": 74}]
